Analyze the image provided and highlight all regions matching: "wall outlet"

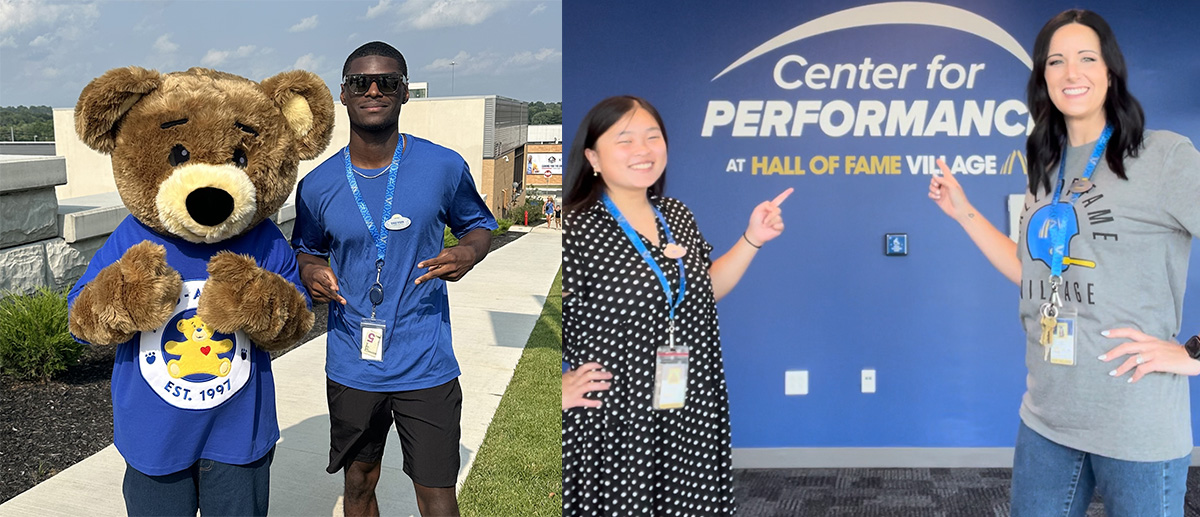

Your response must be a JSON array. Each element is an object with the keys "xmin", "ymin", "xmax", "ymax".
[
  {"xmin": 862, "ymin": 369, "xmax": 876, "ymax": 393},
  {"xmin": 785, "ymin": 370, "xmax": 808, "ymax": 395}
]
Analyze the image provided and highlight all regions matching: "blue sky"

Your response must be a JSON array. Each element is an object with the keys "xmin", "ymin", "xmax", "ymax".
[{"xmin": 0, "ymin": 0, "xmax": 562, "ymax": 108}]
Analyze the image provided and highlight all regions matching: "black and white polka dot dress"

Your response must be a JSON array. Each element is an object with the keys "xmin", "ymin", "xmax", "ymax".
[{"xmin": 563, "ymin": 196, "xmax": 735, "ymax": 516}]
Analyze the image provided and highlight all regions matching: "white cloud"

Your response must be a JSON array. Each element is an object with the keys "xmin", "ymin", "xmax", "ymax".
[
  {"xmin": 292, "ymin": 53, "xmax": 324, "ymax": 72},
  {"xmin": 42, "ymin": 66, "xmax": 61, "ymax": 78},
  {"xmin": 425, "ymin": 50, "xmax": 527, "ymax": 78},
  {"xmin": 199, "ymin": 45, "xmax": 271, "ymax": 68},
  {"xmin": 426, "ymin": 50, "xmax": 475, "ymax": 71},
  {"xmin": 423, "ymin": 47, "xmax": 559, "ymax": 78},
  {"xmin": 365, "ymin": 0, "xmax": 391, "ymax": 19},
  {"xmin": 0, "ymin": 35, "xmax": 15, "ymax": 47},
  {"xmin": 506, "ymin": 48, "xmax": 560, "ymax": 66},
  {"xmin": 153, "ymin": 34, "xmax": 177, "ymax": 53},
  {"xmin": 289, "ymin": 15, "xmax": 318, "ymax": 32},
  {"xmin": 201, "ymin": 49, "xmax": 230, "ymax": 66},
  {"xmin": 400, "ymin": 0, "xmax": 509, "ymax": 29},
  {"xmin": 0, "ymin": 1, "xmax": 100, "ymax": 36},
  {"xmin": 529, "ymin": 3, "xmax": 545, "ymax": 15},
  {"xmin": 28, "ymin": 32, "xmax": 52, "ymax": 46}
]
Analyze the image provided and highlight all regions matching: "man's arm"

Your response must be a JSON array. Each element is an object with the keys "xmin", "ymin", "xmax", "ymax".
[{"xmin": 414, "ymin": 228, "xmax": 493, "ymax": 285}]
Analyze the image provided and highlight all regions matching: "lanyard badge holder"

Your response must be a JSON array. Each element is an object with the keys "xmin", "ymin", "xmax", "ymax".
[
  {"xmin": 1037, "ymin": 125, "xmax": 1111, "ymax": 366},
  {"xmin": 602, "ymin": 194, "xmax": 689, "ymax": 410},
  {"xmin": 361, "ymin": 260, "xmax": 386, "ymax": 362},
  {"xmin": 344, "ymin": 138, "xmax": 405, "ymax": 362}
]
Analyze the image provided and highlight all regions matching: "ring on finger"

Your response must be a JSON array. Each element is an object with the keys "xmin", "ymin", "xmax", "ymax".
[{"xmin": 1136, "ymin": 354, "xmax": 1145, "ymax": 365}]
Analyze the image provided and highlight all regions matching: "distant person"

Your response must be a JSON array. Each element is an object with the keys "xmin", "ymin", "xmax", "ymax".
[
  {"xmin": 928, "ymin": 10, "xmax": 1200, "ymax": 515},
  {"xmin": 292, "ymin": 41, "xmax": 497, "ymax": 517},
  {"xmin": 543, "ymin": 196, "xmax": 557, "ymax": 229},
  {"xmin": 554, "ymin": 196, "xmax": 562, "ymax": 230},
  {"xmin": 561, "ymin": 95, "xmax": 790, "ymax": 515}
]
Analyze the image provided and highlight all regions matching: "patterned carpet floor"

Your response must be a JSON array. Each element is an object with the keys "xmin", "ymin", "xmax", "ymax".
[{"xmin": 733, "ymin": 467, "xmax": 1200, "ymax": 516}]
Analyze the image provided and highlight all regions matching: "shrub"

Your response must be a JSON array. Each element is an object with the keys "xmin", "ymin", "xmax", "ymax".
[
  {"xmin": 508, "ymin": 198, "xmax": 546, "ymax": 226},
  {"xmin": 0, "ymin": 288, "xmax": 85, "ymax": 382},
  {"xmin": 493, "ymin": 218, "xmax": 514, "ymax": 236},
  {"xmin": 446, "ymin": 219, "xmax": 514, "ymax": 246}
]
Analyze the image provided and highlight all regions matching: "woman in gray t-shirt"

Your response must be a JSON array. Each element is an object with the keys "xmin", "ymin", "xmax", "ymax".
[{"xmin": 928, "ymin": 9, "xmax": 1200, "ymax": 516}]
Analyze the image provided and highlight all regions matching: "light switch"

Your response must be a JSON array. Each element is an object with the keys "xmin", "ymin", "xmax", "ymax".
[{"xmin": 785, "ymin": 370, "xmax": 808, "ymax": 395}]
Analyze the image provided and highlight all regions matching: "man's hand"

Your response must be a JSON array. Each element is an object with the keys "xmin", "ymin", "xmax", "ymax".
[
  {"xmin": 415, "ymin": 228, "xmax": 492, "ymax": 285},
  {"xmin": 297, "ymin": 252, "xmax": 346, "ymax": 304},
  {"xmin": 415, "ymin": 246, "xmax": 478, "ymax": 285}
]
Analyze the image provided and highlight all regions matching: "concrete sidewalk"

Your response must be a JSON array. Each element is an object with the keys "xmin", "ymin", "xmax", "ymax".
[{"xmin": 0, "ymin": 227, "xmax": 562, "ymax": 517}]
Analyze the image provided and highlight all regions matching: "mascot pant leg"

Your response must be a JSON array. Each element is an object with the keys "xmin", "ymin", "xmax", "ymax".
[{"xmin": 122, "ymin": 447, "xmax": 275, "ymax": 517}]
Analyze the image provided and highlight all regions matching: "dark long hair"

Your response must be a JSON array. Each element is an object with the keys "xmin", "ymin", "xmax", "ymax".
[
  {"xmin": 564, "ymin": 96, "xmax": 668, "ymax": 214},
  {"xmin": 1026, "ymin": 9, "xmax": 1144, "ymax": 195}
]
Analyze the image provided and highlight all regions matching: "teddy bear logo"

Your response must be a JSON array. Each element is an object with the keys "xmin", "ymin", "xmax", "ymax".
[{"xmin": 164, "ymin": 315, "xmax": 233, "ymax": 379}]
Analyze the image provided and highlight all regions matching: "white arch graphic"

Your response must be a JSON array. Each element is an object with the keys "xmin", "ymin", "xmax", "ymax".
[{"xmin": 712, "ymin": 1, "xmax": 1032, "ymax": 82}]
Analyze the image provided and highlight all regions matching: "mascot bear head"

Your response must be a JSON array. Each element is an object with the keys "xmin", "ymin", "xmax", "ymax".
[{"xmin": 74, "ymin": 66, "xmax": 334, "ymax": 243}]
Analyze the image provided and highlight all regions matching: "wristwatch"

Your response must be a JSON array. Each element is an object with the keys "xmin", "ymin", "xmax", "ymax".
[{"xmin": 1185, "ymin": 335, "xmax": 1200, "ymax": 360}]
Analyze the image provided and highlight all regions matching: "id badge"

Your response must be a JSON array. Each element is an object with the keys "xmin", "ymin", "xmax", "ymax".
[
  {"xmin": 652, "ymin": 346, "xmax": 688, "ymax": 410},
  {"xmin": 361, "ymin": 318, "xmax": 386, "ymax": 362},
  {"xmin": 1048, "ymin": 306, "xmax": 1077, "ymax": 366}
]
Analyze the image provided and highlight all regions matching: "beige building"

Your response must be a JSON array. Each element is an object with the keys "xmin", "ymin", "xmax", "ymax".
[
  {"xmin": 523, "ymin": 125, "xmax": 563, "ymax": 202},
  {"xmin": 52, "ymin": 94, "xmax": 529, "ymax": 220}
]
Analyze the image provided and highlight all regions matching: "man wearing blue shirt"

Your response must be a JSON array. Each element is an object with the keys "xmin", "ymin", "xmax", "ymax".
[{"xmin": 292, "ymin": 41, "xmax": 496, "ymax": 517}]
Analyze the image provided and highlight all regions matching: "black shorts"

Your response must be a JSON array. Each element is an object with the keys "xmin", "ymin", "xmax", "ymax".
[{"xmin": 325, "ymin": 377, "xmax": 462, "ymax": 488}]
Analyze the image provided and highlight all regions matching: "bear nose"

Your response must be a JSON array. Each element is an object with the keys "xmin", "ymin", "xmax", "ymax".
[{"xmin": 185, "ymin": 187, "xmax": 235, "ymax": 226}]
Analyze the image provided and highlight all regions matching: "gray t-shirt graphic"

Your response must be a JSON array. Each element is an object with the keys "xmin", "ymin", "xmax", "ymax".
[{"xmin": 1018, "ymin": 130, "xmax": 1200, "ymax": 462}]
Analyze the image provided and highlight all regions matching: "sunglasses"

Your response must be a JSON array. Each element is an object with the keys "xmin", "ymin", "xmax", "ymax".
[{"xmin": 342, "ymin": 73, "xmax": 407, "ymax": 96}]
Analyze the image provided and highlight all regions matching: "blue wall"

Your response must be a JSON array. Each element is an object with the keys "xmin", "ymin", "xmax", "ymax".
[{"xmin": 564, "ymin": 0, "xmax": 1200, "ymax": 449}]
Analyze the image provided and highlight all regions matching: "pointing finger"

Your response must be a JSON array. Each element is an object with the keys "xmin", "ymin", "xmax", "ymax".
[
  {"xmin": 770, "ymin": 188, "xmax": 794, "ymax": 207},
  {"xmin": 935, "ymin": 159, "xmax": 961, "ymax": 187}
]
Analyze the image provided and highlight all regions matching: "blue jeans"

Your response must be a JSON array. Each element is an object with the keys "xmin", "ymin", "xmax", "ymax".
[
  {"xmin": 1011, "ymin": 422, "xmax": 1189, "ymax": 517},
  {"xmin": 122, "ymin": 447, "xmax": 274, "ymax": 517}
]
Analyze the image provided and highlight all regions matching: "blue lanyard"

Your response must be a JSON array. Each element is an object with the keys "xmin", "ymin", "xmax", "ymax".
[
  {"xmin": 343, "ymin": 136, "xmax": 404, "ymax": 263},
  {"xmin": 602, "ymin": 193, "xmax": 686, "ymax": 327},
  {"xmin": 1048, "ymin": 124, "xmax": 1112, "ymax": 279}
]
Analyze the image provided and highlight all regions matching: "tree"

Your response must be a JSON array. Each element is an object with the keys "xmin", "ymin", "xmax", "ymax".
[
  {"xmin": 527, "ymin": 101, "xmax": 561, "ymax": 125},
  {"xmin": 0, "ymin": 106, "xmax": 55, "ymax": 141}
]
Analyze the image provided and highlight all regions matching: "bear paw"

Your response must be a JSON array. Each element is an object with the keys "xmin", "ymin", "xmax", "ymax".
[
  {"xmin": 198, "ymin": 251, "xmax": 313, "ymax": 351},
  {"xmin": 69, "ymin": 241, "xmax": 183, "ymax": 345}
]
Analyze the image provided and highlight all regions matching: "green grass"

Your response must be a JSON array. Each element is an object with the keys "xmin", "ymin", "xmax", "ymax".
[{"xmin": 459, "ymin": 270, "xmax": 562, "ymax": 516}]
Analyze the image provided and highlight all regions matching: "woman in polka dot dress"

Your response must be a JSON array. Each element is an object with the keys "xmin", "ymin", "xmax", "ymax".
[{"xmin": 561, "ymin": 95, "xmax": 791, "ymax": 516}]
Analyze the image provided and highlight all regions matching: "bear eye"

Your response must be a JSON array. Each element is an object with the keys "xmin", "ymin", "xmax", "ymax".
[
  {"xmin": 233, "ymin": 148, "xmax": 248, "ymax": 168},
  {"xmin": 169, "ymin": 144, "xmax": 189, "ymax": 166}
]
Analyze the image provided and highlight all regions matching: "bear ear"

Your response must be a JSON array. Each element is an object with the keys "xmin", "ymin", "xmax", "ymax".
[
  {"xmin": 259, "ymin": 70, "xmax": 335, "ymax": 160},
  {"xmin": 74, "ymin": 66, "xmax": 162, "ymax": 154}
]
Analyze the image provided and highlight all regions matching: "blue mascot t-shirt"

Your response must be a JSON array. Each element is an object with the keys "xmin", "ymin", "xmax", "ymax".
[
  {"xmin": 68, "ymin": 216, "xmax": 305, "ymax": 476},
  {"xmin": 292, "ymin": 135, "xmax": 497, "ymax": 392}
]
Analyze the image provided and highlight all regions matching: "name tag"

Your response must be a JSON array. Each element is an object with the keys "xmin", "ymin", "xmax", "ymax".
[
  {"xmin": 653, "ymin": 346, "xmax": 688, "ymax": 410},
  {"xmin": 1049, "ymin": 307, "xmax": 1077, "ymax": 366},
  {"xmin": 361, "ymin": 318, "xmax": 386, "ymax": 362}
]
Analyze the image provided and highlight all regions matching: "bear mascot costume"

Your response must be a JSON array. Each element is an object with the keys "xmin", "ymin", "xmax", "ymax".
[{"xmin": 67, "ymin": 66, "xmax": 333, "ymax": 516}]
